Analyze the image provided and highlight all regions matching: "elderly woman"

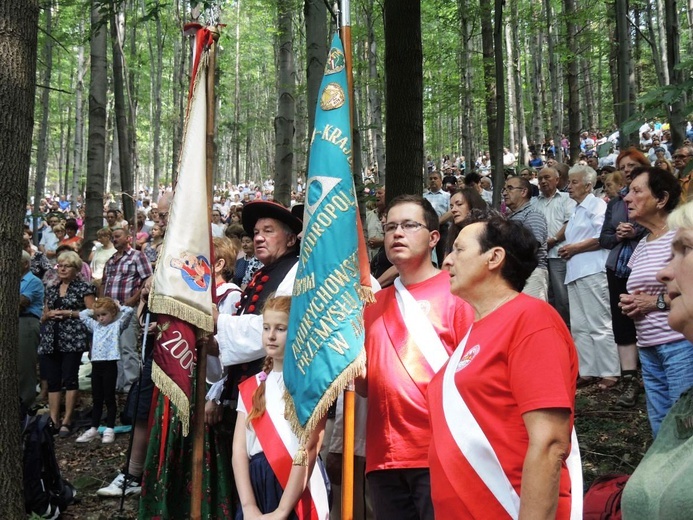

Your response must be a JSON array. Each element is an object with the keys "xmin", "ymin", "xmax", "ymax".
[
  {"xmin": 560, "ymin": 165, "xmax": 621, "ymax": 388},
  {"xmin": 621, "ymin": 201, "xmax": 693, "ymax": 518},
  {"xmin": 598, "ymin": 148, "xmax": 650, "ymax": 406},
  {"xmin": 39, "ymin": 250, "xmax": 96, "ymax": 437},
  {"xmin": 429, "ymin": 212, "xmax": 580, "ymax": 519},
  {"xmin": 603, "ymin": 171, "xmax": 625, "ymax": 201},
  {"xmin": 445, "ymin": 187, "xmax": 487, "ymax": 254},
  {"xmin": 618, "ymin": 167, "xmax": 693, "ymax": 436}
]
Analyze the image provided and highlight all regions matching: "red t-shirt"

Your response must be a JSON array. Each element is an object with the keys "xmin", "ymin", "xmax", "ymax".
[
  {"xmin": 428, "ymin": 294, "xmax": 578, "ymax": 519},
  {"xmin": 364, "ymin": 271, "xmax": 473, "ymax": 473}
]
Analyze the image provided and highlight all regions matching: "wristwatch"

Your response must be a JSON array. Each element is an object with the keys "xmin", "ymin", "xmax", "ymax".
[{"xmin": 656, "ymin": 293, "xmax": 668, "ymax": 311}]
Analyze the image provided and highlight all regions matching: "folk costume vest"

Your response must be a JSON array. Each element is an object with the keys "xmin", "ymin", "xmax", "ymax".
[{"xmin": 227, "ymin": 252, "xmax": 299, "ymax": 401}]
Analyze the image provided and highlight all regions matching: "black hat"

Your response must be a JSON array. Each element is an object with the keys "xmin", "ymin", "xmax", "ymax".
[{"xmin": 242, "ymin": 200, "xmax": 303, "ymax": 235}]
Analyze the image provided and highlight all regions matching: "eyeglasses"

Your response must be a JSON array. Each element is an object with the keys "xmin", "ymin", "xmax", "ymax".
[
  {"xmin": 383, "ymin": 221, "xmax": 428, "ymax": 234},
  {"xmin": 55, "ymin": 264, "xmax": 75, "ymax": 269},
  {"xmin": 673, "ymin": 154, "xmax": 691, "ymax": 160},
  {"xmin": 159, "ymin": 212, "xmax": 169, "ymax": 219},
  {"xmin": 502, "ymin": 186, "xmax": 524, "ymax": 192}
]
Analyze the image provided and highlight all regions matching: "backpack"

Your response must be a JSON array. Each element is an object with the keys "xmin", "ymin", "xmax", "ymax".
[
  {"xmin": 583, "ymin": 474, "xmax": 630, "ymax": 520},
  {"xmin": 22, "ymin": 414, "xmax": 78, "ymax": 519}
]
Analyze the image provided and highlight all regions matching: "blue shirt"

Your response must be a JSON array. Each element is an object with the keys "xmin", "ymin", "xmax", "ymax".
[
  {"xmin": 20, "ymin": 271, "xmax": 44, "ymax": 318},
  {"xmin": 80, "ymin": 307, "xmax": 134, "ymax": 361}
]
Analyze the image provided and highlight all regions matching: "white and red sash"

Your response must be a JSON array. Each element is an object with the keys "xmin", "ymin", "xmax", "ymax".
[
  {"xmin": 382, "ymin": 278, "xmax": 451, "ymax": 397},
  {"xmin": 434, "ymin": 327, "xmax": 583, "ymax": 520},
  {"xmin": 239, "ymin": 374, "xmax": 329, "ymax": 520}
]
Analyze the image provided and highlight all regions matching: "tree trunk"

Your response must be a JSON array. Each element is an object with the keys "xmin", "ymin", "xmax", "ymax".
[
  {"xmin": 110, "ymin": 2, "xmax": 134, "ymax": 219},
  {"xmin": 511, "ymin": 0, "xmax": 528, "ymax": 166},
  {"xmin": 615, "ymin": 0, "xmax": 634, "ymax": 149},
  {"xmin": 645, "ymin": 0, "xmax": 666, "ymax": 87},
  {"xmin": 657, "ymin": 0, "xmax": 670, "ymax": 85},
  {"xmin": 481, "ymin": 0, "xmax": 501, "ymax": 204},
  {"xmin": 384, "ymin": 0, "xmax": 423, "ymax": 199},
  {"xmin": 545, "ymin": 0, "xmax": 563, "ymax": 162},
  {"xmin": 274, "ymin": 0, "xmax": 295, "ymax": 207},
  {"xmin": 505, "ymin": 20, "xmax": 516, "ymax": 158},
  {"xmin": 170, "ymin": 0, "xmax": 185, "ymax": 186},
  {"xmin": 57, "ymin": 66, "xmax": 66, "ymax": 195},
  {"xmin": 582, "ymin": 57, "xmax": 597, "ymax": 132},
  {"xmin": 666, "ymin": 0, "xmax": 686, "ymax": 149},
  {"xmin": 0, "ymin": 0, "xmax": 39, "ymax": 515},
  {"xmin": 84, "ymin": 1, "xmax": 108, "ymax": 259},
  {"xmin": 564, "ymin": 0, "xmax": 581, "ymax": 164},
  {"xmin": 530, "ymin": 23, "xmax": 544, "ymax": 152},
  {"xmin": 459, "ymin": 0, "xmax": 474, "ymax": 170},
  {"xmin": 32, "ymin": 0, "xmax": 52, "ymax": 233},
  {"xmin": 366, "ymin": 0, "xmax": 385, "ymax": 183},
  {"xmin": 233, "ymin": 0, "xmax": 242, "ymax": 185},
  {"xmin": 71, "ymin": 30, "xmax": 85, "ymax": 209},
  {"xmin": 493, "ymin": 0, "xmax": 505, "ymax": 197},
  {"xmin": 144, "ymin": 1, "xmax": 163, "ymax": 197},
  {"xmin": 304, "ymin": 0, "xmax": 327, "ymax": 169}
]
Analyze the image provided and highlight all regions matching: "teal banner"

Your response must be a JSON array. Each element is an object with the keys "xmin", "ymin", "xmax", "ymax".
[{"xmin": 284, "ymin": 33, "xmax": 365, "ymax": 440}]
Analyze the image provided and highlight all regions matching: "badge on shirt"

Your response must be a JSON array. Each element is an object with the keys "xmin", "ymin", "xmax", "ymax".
[{"xmin": 455, "ymin": 344, "xmax": 480, "ymax": 372}]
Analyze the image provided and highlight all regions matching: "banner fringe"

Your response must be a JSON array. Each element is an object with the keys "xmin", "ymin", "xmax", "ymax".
[
  {"xmin": 284, "ymin": 349, "xmax": 366, "ymax": 453},
  {"xmin": 152, "ymin": 362, "xmax": 192, "ymax": 437},
  {"xmin": 149, "ymin": 294, "xmax": 214, "ymax": 333}
]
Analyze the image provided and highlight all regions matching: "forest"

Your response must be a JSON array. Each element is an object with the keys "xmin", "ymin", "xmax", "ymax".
[{"xmin": 25, "ymin": 0, "xmax": 693, "ymax": 214}]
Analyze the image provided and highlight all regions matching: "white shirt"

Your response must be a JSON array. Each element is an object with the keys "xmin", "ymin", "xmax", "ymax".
[
  {"xmin": 211, "ymin": 222, "xmax": 226, "ymax": 238},
  {"xmin": 532, "ymin": 190, "xmax": 576, "ymax": 259},
  {"xmin": 564, "ymin": 193, "xmax": 608, "ymax": 284}
]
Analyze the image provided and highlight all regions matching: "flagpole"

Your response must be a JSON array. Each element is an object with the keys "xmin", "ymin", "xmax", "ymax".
[
  {"xmin": 339, "ymin": 3, "xmax": 357, "ymax": 520},
  {"xmin": 190, "ymin": 25, "xmax": 219, "ymax": 520}
]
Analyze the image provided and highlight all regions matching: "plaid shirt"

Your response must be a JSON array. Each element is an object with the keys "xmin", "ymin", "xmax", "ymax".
[{"xmin": 102, "ymin": 247, "xmax": 153, "ymax": 305}]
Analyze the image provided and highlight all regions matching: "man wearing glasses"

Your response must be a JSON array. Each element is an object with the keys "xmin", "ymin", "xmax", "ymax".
[
  {"xmin": 673, "ymin": 145, "xmax": 693, "ymax": 203},
  {"xmin": 357, "ymin": 194, "xmax": 473, "ymax": 520},
  {"xmin": 503, "ymin": 177, "xmax": 549, "ymax": 301}
]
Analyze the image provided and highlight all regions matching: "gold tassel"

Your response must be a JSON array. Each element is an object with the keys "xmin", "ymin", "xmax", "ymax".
[{"xmin": 293, "ymin": 444, "xmax": 308, "ymax": 466}]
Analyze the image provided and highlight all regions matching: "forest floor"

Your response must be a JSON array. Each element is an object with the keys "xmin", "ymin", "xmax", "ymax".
[{"xmin": 46, "ymin": 379, "xmax": 652, "ymax": 519}]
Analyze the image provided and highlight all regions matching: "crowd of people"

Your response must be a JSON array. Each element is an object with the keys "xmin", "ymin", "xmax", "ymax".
[{"xmin": 16, "ymin": 123, "xmax": 693, "ymax": 519}]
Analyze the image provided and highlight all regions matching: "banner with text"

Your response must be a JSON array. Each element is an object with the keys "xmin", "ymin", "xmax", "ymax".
[{"xmin": 284, "ymin": 33, "xmax": 366, "ymax": 445}]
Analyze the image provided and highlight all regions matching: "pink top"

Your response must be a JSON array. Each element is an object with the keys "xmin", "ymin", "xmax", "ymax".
[{"xmin": 627, "ymin": 230, "xmax": 686, "ymax": 347}]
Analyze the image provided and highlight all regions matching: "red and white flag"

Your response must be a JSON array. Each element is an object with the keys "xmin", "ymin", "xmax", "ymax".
[{"xmin": 148, "ymin": 25, "xmax": 215, "ymax": 436}]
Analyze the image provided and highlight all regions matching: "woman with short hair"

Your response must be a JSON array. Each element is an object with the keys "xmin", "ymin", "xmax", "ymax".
[
  {"xmin": 619, "ymin": 166, "xmax": 692, "ymax": 436},
  {"xmin": 428, "ymin": 211, "xmax": 580, "ymax": 519},
  {"xmin": 562, "ymin": 165, "xmax": 621, "ymax": 389},
  {"xmin": 39, "ymin": 251, "xmax": 96, "ymax": 437}
]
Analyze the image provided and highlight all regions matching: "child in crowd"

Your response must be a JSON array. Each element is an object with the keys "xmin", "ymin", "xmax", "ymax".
[
  {"xmin": 232, "ymin": 296, "xmax": 329, "ymax": 519},
  {"xmin": 77, "ymin": 297, "xmax": 134, "ymax": 444}
]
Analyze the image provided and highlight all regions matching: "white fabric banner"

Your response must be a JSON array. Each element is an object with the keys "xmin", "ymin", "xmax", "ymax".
[{"xmin": 149, "ymin": 40, "xmax": 213, "ymax": 333}]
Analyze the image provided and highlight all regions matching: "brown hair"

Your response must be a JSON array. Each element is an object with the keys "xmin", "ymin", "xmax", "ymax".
[
  {"xmin": 213, "ymin": 237, "xmax": 238, "ymax": 281},
  {"xmin": 92, "ymin": 296, "xmax": 120, "ymax": 317},
  {"xmin": 246, "ymin": 295, "xmax": 292, "ymax": 425}
]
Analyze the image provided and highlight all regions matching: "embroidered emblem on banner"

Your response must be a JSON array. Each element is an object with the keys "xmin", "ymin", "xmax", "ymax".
[
  {"xmin": 455, "ymin": 345, "xmax": 480, "ymax": 372},
  {"xmin": 325, "ymin": 48, "xmax": 345, "ymax": 75},
  {"xmin": 320, "ymin": 83, "xmax": 346, "ymax": 111},
  {"xmin": 169, "ymin": 252, "xmax": 212, "ymax": 291}
]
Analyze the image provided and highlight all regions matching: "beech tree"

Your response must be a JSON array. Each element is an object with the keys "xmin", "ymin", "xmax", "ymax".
[{"xmin": 0, "ymin": 0, "xmax": 39, "ymax": 515}]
